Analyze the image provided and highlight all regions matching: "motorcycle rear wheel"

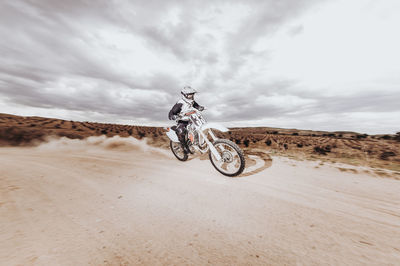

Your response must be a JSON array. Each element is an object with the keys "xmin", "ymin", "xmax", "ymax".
[
  {"xmin": 209, "ymin": 139, "xmax": 245, "ymax": 177},
  {"xmin": 170, "ymin": 141, "xmax": 188, "ymax": 161}
]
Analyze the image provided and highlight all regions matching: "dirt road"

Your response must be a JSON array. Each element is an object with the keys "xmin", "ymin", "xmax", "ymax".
[{"xmin": 1, "ymin": 136, "xmax": 399, "ymax": 265}]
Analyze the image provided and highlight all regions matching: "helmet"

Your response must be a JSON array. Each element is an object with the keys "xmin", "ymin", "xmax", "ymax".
[{"xmin": 181, "ymin": 86, "xmax": 197, "ymax": 102}]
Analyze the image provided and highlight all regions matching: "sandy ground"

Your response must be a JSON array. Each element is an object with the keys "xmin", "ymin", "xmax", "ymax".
[{"xmin": 1, "ymin": 136, "xmax": 400, "ymax": 265}]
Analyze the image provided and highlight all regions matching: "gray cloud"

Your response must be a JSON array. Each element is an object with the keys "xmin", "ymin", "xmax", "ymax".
[
  {"xmin": 0, "ymin": 0, "xmax": 181, "ymax": 120},
  {"xmin": 307, "ymin": 92, "xmax": 400, "ymax": 114},
  {"xmin": 0, "ymin": 0, "xmax": 399, "ymax": 133}
]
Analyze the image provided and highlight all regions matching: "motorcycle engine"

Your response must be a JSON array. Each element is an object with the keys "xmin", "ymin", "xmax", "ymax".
[{"xmin": 187, "ymin": 130, "xmax": 198, "ymax": 145}]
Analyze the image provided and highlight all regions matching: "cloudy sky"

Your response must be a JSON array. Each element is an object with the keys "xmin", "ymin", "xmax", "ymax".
[{"xmin": 1, "ymin": 0, "xmax": 399, "ymax": 134}]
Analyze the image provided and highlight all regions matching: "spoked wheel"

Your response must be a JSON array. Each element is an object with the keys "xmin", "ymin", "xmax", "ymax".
[
  {"xmin": 209, "ymin": 139, "xmax": 245, "ymax": 177},
  {"xmin": 170, "ymin": 141, "xmax": 188, "ymax": 161}
]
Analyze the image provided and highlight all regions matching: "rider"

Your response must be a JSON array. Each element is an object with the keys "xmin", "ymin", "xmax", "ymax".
[{"xmin": 168, "ymin": 86, "xmax": 205, "ymax": 154}]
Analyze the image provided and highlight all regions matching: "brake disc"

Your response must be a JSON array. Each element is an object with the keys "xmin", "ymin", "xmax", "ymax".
[{"xmin": 222, "ymin": 151, "xmax": 233, "ymax": 163}]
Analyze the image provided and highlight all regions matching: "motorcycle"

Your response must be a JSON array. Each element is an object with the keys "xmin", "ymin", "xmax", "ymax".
[{"xmin": 165, "ymin": 108, "xmax": 245, "ymax": 177}]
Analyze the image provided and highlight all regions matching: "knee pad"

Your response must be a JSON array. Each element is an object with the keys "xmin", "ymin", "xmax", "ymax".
[{"xmin": 176, "ymin": 125, "xmax": 186, "ymax": 135}]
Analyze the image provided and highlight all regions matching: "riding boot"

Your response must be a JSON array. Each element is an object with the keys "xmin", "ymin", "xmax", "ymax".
[{"xmin": 178, "ymin": 134, "xmax": 190, "ymax": 154}]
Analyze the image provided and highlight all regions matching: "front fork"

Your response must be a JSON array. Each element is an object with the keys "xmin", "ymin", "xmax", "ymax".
[{"xmin": 198, "ymin": 129, "xmax": 222, "ymax": 161}]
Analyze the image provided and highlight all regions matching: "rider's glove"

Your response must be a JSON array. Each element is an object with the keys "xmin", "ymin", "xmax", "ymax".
[{"xmin": 198, "ymin": 106, "xmax": 205, "ymax": 111}]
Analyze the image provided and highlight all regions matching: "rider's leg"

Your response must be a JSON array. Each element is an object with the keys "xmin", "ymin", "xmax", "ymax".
[{"xmin": 176, "ymin": 122, "xmax": 189, "ymax": 153}]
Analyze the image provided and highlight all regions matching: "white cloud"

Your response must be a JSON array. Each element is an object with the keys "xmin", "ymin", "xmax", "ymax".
[
  {"xmin": 260, "ymin": 0, "xmax": 400, "ymax": 95},
  {"xmin": 255, "ymin": 94, "xmax": 316, "ymax": 109}
]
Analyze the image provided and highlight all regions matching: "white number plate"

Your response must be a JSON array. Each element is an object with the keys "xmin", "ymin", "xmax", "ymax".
[{"xmin": 190, "ymin": 113, "xmax": 205, "ymax": 127}]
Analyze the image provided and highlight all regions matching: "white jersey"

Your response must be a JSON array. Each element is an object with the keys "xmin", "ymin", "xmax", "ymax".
[
  {"xmin": 168, "ymin": 96, "xmax": 203, "ymax": 121},
  {"xmin": 176, "ymin": 98, "xmax": 194, "ymax": 116}
]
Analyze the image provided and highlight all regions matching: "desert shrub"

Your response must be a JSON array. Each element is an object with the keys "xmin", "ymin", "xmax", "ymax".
[
  {"xmin": 30, "ymin": 123, "xmax": 36, "ymax": 127},
  {"xmin": 380, "ymin": 151, "xmax": 396, "ymax": 160},
  {"xmin": 314, "ymin": 145, "xmax": 331, "ymax": 155},
  {"xmin": 366, "ymin": 149, "xmax": 376, "ymax": 155},
  {"xmin": 283, "ymin": 144, "xmax": 288, "ymax": 149},
  {"xmin": 356, "ymin": 134, "xmax": 368, "ymax": 139},
  {"xmin": 272, "ymin": 131, "xmax": 279, "ymax": 135},
  {"xmin": 380, "ymin": 135, "xmax": 392, "ymax": 140},
  {"xmin": 0, "ymin": 126, "xmax": 45, "ymax": 145},
  {"xmin": 265, "ymin": 139, "xmax": 272, "ymax": 146},
  {"xmin": 314, "ymin": 146, "xmax": 325, "ymax": 154},
  {"xmin": 243, "ymin": 139, "xmax": 250, "ymax": 147},
  {"xmin": 71, "ymin": 124, "xmax": 77, "ymax": 129},
  {"xmin": 138, "ymin": 131, "xmax": 146, "ymax": 138},
  {"xmin": 325, "ymin": 145, "xmax": 332, "ymax": 152},
  {"xmin": 394, "ymin": 132, "xmax": 400, "ymax": 142},
  {"xmin": 292, "ymin": 132, "xmax": 299, "ymax": 136},
  {"xmin": 101, "ymin": 129, "xmax": 108, "ymax": 135},
  {"xmin": 127, "ymin": 129, "xmax": 133, "ymax": 135},
  {"xmin": 235, "ymin": 139, "xmax": 241, "ymax": 144},
  {"xmin": 297, "ymin": 143, "xmax": 303, "ymax": 148}
]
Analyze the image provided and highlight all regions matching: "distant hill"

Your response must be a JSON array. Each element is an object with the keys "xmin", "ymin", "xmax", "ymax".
[{"xmin": 1, "ymin": 113, "xmax": 399, "ymax": 173}]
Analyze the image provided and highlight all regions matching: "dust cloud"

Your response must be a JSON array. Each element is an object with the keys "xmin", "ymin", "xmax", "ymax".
[{"xmin": 35, "ymin": 135, "xmax": 171, "ymax": 157}]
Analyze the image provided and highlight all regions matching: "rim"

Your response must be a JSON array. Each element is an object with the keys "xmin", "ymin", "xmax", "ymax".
[
  {"xmin": 171, "ymin": 142, "xmax": 186, "ymax": 159},
  {"xmin": 210, "ymin": 143, "xmax": 242, "ymax": 175}
]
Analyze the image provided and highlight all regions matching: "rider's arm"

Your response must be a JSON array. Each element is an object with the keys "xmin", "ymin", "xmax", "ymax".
[
  {"xmin": 193, "ymin": 101, "xmax": 205, "ymax": 111},
  {"xmin": 168, "ymin": 103, "xmax": 183, "ymax": 120}
]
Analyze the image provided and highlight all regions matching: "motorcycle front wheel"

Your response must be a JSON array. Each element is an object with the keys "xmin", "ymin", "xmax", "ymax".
[
  {"xmin": 209, "ymin": 139, "xmax": 245, "ymax": 177},
  {"xmin": 170, "ymin": 141, "xmax": 188, "ymax": 161}
]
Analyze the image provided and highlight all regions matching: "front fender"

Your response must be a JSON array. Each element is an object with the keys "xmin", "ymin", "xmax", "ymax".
[{"xmin": 202, "ymin": 123, "xmax": 229, "ymax": 132}]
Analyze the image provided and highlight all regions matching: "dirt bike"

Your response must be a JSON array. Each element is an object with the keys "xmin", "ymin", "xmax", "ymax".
[{"xmin": 165, "ymin": 108, "xmax": 245, "ymax": 177}]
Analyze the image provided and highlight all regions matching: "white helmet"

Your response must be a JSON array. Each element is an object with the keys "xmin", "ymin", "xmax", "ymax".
[{"xmin": 181, "ymin": 86, "xmax": 197, "ymax": 103}]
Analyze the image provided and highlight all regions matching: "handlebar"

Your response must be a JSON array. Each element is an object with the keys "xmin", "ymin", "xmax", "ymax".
[{"xmin": 174, "ymin": 108, "xmax": 206, "ymax": 122}]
